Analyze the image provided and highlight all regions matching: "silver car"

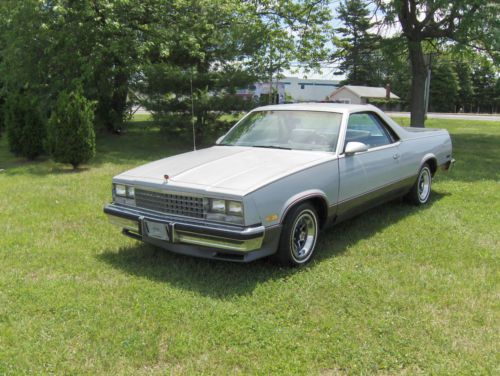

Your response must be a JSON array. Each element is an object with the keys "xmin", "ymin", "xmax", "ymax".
[{"xmin": 104, "ymin": 103, "xmax": 454, "ymax": 266}]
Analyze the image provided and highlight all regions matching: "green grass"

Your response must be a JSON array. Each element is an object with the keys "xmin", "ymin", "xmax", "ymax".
[{"xmin": 0, "ymin": 117, "xmax": 498, "ymax": 374}]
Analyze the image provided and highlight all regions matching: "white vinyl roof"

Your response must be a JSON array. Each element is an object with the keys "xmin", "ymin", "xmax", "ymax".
[
  {"xmin": 254, "ymin": 102, "xmax": 378, "ymax": 113},
  {"xmin": 332, "ymin": 85, "xmax": 400, "ymax": 99}
]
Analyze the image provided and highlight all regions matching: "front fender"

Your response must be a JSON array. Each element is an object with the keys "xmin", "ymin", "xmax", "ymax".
[
  {"xmin": 279, "ymin": 190, "xmax": 329, "ymax": 223},
  {"xmin": 247, "ymin": 159, "xmax": 339, "ymax": 228}
]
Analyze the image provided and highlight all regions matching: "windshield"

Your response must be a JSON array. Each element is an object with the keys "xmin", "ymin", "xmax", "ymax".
[{"xmin": 220, "ymin": 110, "xmax": 343, "ymax": 152}]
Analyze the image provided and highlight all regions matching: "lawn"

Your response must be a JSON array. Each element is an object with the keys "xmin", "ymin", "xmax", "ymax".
[{"xmin": 0, "ymin": 116, "xmax": 498, "ymax": 374}]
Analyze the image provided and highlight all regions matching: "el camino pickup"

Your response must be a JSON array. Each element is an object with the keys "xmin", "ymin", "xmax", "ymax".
[{"xmin": 104, "ymin": 103, "xmax": 454, "ymax": 266}]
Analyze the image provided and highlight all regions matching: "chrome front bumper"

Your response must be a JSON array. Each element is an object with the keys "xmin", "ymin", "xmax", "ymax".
[{"xmin": 103, "ymin": 203, "xmax": 279, "ymax": 262}]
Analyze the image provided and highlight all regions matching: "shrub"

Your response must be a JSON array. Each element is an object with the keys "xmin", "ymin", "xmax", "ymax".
[
  {"xmin": 47, "ymin": 88, "xmax": 96, "ymax": 169},
  {"xmin": 5, "ymin": 93, "xmax": 45, "ymax": 159}
]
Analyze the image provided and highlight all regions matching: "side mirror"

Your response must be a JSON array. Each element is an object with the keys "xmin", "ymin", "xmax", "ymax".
[
  {"xmin": 215, "ymin": 135, "xmax": 225, "ymax": 145},
  {"xmin": 345, "ymin": 141, "xmax": 368, "ymax": 155}
]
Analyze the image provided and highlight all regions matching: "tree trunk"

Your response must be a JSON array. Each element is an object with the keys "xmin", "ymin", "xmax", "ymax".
[
  {"xmin": 408, "ymin": 41, "xmax": 426, "ymax": 127},
  {"xmin": 195, "ymin": 110, "xmax": 205, "ymax": 146},
  {"xmin": 110, "ymin": 69, "xmax": 129, "ymax": 131}
]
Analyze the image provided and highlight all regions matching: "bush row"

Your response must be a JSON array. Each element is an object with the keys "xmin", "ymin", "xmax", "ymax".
[{"xmin": 0, "ymin": 87, "xmax": 96, "ymax": 169}]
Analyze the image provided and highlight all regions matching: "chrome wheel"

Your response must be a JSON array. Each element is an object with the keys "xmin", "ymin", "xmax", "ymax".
[
  {"xmin": 418, "ymin": 167, "xmax": 431, "ymax": 203},
  {"xmin": 405, "ymin": 163, "xmax": 433, "ymax": 206},
  {"xmin": 290, "ymin": 210, "xmax": 318, "ymax": 263}
]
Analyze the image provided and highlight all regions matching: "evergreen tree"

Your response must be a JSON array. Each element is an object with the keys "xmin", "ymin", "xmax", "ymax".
[
  {"xmin": 5, "ymin": 93, "xmax": 45, "ymax": 159},
  {"xmin": 0, "ymin": 97, "xmax": 5, "ymax": 138},
  {"xmin": 47, "ymin": 87, "xmax": 96, "ymax": 169},
  {"xmin": 332, "ymin": 0, "xmax": 382, "ymax": 86},
  {"xmin": 454, "ymin": 61, "xmax": 475, "ymax": 113},
  {"xmin": 429, "ymin": 61, "xmax": 459, "ymax": 113},
  {"xmin": 494, "ymin": 77, "xmax": 500, "ymax": 114},
  {"xmin": 472, "ymin": 60, "xmax": 496, "ymax": 113}
]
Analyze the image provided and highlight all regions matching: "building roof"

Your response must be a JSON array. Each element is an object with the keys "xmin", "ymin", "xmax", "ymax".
[
  {"xmin": 331, "ymin": 85, "xmax": 400, "ymax": 99},
  {"xmin": 282, "ymin": 76, "xmax": 341, "ymax": 85}
]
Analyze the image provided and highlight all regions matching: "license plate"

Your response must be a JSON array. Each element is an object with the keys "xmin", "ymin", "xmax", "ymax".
[{"xmin": 145, "ymin": 220, "xmax": 169, "ymax": 241}]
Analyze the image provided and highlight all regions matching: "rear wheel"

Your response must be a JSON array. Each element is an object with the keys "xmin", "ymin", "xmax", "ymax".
[
  {"xmin": 405, "ymin": 163, "xmax": 432, "ymax": 205},
  {"xmin": 275, "ymin": 203, "xmax": 319, "ymax": 266}
]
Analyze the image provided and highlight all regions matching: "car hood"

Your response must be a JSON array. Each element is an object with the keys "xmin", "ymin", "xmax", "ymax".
[{"xmin": 114, "ymin": 146, "xmax": 334, "ymax": 195}]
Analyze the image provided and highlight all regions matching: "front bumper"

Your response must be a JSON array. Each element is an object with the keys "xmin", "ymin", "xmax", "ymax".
[{"xmin": 103, "ymin": 203, "xmax": 281, "ymax": 262}]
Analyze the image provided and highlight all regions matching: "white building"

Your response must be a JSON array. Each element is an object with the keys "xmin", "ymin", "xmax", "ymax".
[
  {"xmin": 238, "ymin": 77, "xmax": 341, "ymax": 103},
  {"xmin": 280, "ymin": 77, "xmax": 341, "ymax": 102}
]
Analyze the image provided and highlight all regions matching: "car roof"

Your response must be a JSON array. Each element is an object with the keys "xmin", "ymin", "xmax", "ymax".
[{"xmin": 253, "ymin": 102, "xmax": 377, "ymax": 113}]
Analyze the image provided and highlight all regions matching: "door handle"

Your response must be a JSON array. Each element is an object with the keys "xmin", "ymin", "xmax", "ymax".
[{"xmin": 393, "ymin": 153, "xmax": 400, "ymax": 159}]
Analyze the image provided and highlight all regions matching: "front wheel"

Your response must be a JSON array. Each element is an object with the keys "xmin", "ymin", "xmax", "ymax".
[
  {"xmin": 275, "ymin": 203, "xmax": 319, "ymax": 266},
  {"xmin": 405, "ymin": 163, "xmax": 432, "ymax": 205}
]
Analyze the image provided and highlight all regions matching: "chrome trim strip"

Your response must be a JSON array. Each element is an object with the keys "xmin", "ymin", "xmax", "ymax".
[
  {"xmin": 173, "ymin": 229, "xmax": 264, "ymax": 252},
  {"xmin": 175, "ymin": 221, "xmax": 265, "ymax": 237},
  {"xmin": 338, "ymin": 141, "xmax": 401, "ymax": 158},
  {"xmin": 116, "ymin": 185, "xmax": 206, "ymax": 199}
]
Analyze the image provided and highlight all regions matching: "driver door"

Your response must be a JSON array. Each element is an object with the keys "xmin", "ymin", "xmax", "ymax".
[{"xmin": 337, "ymin": 112, "xmax": 403, "ymax": 218}]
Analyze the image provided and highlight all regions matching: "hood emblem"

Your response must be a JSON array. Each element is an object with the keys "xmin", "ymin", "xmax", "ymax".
[{"xmin": 164, "ymin": 174, "xmax": 170, "ymax": 182}]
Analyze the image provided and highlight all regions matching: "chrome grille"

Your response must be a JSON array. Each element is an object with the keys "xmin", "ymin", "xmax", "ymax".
[{"xmin": 135, "ymin": 189, "xmax": 205, "ymax": 218}]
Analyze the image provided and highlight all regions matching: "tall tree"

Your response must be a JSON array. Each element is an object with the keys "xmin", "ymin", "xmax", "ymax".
[
  {"xmin": 0, "ymin": 0, "xmax": 331, "ymax": 136},
  {"xmin": 494, "ymin": 77, "xmax": 500, "ymax": 114},
  {"xmin": 377, "ymin": 0, "xmax": 497, "ymax": 126},
  {"xmin": 453, "ymin": 60, "xmax": 474, "ymax": 113},
  {"xmin": 332, "ymin": 0, "xmax": 382, "ymax": 86},
  {"xmin": 429, "ymin": 60, "xmax": 459, "ymax": 112},
  {"xmin": 378, "ymin": 37, "xmax": 412, "ymax": 107},
  {"xmin": 0, "ymin": 0, "xmax": 166, "ymax": 132},
  {"xmin": 139, "ymin": 0, "xmax": 332, "ymax": 143},
  {"xmin": 472, "ymin": 59, "xmax": 497, "ymax": 113}
]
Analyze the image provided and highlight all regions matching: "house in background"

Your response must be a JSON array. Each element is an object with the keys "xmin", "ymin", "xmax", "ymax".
[{"xmin": 329, "ymin": 85, "xmax": 400, "ymax": 106}]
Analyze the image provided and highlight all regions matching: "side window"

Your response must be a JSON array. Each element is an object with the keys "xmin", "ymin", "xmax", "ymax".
[{"xmin": 345, "ymin": 112, "xmax": 396, "ymax": 149}]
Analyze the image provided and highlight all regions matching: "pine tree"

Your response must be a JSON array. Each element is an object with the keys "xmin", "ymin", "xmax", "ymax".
[
  {"xmin": 429, "ymin": 61, "xmax": 459, "ymax": 113},
  {"xmin": 472, "ymin": 60, "xmax": 496, "ymax": 113},
  {"xmin": 454, "ymin": 61, "xmax": 474, "ymax": 113},
  {"xmin": 332, "ymin": 0, "xmax": 382, "ymax": 86},
  {"xmin": 47, "ymin": 87, "xmax": 96, "ymax": 169},
  {"xmin": 5, "ymin": 93, "xmax": 45, "ymax": 159}
]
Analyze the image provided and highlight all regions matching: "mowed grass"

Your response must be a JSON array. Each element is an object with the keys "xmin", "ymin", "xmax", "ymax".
[{"xmin": 0, "ymin": 117, "xmax": 499, "ymax": 374}]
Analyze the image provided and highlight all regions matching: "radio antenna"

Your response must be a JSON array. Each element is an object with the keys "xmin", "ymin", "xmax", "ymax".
[{"xmin": 190, "ymin": 70, "xmax": 196, "ymax": 151}]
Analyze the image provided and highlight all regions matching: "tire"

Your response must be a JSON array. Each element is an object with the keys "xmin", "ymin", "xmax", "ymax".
[
  {"xmin": 275, "ymin": 203, "xmax": 319, "ymax": 266},
  {"xmin": 405, "ymin": 163, "xmax": 432, "ymax": 205}
]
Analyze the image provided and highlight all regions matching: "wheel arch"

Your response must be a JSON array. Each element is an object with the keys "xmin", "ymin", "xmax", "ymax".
[
  {"xmin": 421, "ymin": 153, "xmax": 438, "ymax": 176},
  {"xmin": 280, "ymin": 191, "xmax": 329, "ymax": 229}
]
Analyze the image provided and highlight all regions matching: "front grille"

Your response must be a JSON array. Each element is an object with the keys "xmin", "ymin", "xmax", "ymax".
[{"xmin": 135, "ymin": 189, "xmax": 205, "ymax": 218}]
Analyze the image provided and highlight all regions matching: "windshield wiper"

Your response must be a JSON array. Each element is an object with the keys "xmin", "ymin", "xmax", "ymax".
[{"xmin": 252, "ymin": 145, "xmax": 291, "ymax": 150}]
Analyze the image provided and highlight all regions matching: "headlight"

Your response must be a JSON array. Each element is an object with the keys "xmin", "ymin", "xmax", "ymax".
[
  {"xmin": 206, "ymin": 198, "xmax": 244, "ymax": 224},
  {"xmin": 115, "ymin": 184, "xmax": 127, "ymax": 197},
  {"xmin": 210, "ymin": 199, "xmax": 226, "ymax": 213},
  {"xmin": 113, "ymin": 184, "xmax": 135, "ymax": 202},
  {"xmin": 227, "ymin": 201, "xmax": 243, "ymax": 215}
]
